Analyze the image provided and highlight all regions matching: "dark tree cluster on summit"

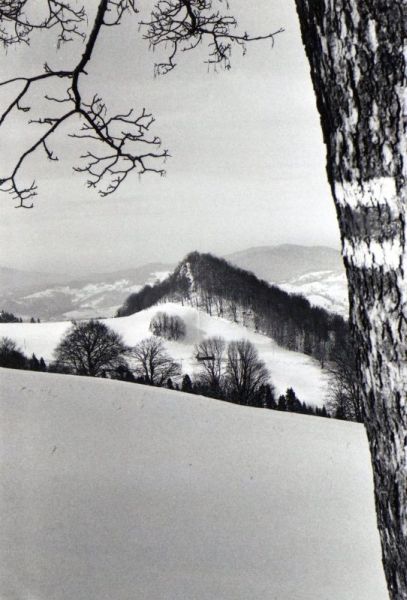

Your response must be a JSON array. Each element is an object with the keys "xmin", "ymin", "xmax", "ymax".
[{"xmin": 118, "ymin": 252, "xmax": 349, "ymax": 365}]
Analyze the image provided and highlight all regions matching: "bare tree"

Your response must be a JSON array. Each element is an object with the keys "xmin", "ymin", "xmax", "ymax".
[
  {"xmin": 194, "ymin": 335, "xmax": 226, "ymax": 395},
  {"xmin": 225, "ymin": 338, "xmax": 270, "ymax": 406},
  {"xmin": 130, "ymin": 336, "xmax": 181, "ymax": 385},
  {"xmin": 326, "ymin": 337, "xmax": 363, "ymax": 423},
  {"xmin": 149, "ymin": 311, "xmax": 186, "ymax": 340},
  {"xmin": 0, "ymin": 1, "xmax": 282, "ymax": 207},
  {"xmin": 54, "ymin": 319, "xmax": 129, "ymax": 376}
]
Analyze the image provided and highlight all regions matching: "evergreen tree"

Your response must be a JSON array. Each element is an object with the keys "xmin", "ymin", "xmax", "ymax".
[
  {"xmin": 29, "ymin": 353, "xmax": 40, "ymax": 371},
  {"xmin": 181, "ymin": 374, "xmax": 193, "ymax": 394}
]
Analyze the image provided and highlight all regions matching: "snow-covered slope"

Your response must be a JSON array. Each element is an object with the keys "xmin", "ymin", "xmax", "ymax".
[
  {"xmin": 0, "ymin": 303, "xmax": 327, "ymax": 405},
  {"xmin": 0, "ymin": 369, "xmax": 388, "ymax": 600},
  {"xmin": 279, "ymin": 270, "xmax": 349, "ymax": 318}
]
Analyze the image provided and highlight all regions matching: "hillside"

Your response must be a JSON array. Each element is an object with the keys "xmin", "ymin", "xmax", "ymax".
[
  {"xmin": 0, "ymin": 302, "xmax": 327, "ymax": 404},
  {"xmin": 0, "ymin": 368, "xmax": 388, "ymax": 600},
  {"xmin": 0, "ymin": 263, "xmax": 172, "ymax": 321},
  {"xmin": 118, "ymin": 252, "xmax": 348, "ymax": 366},
  {"xmin": 280, "ymin": 271, "xmax": 349, "ymax": 318}
]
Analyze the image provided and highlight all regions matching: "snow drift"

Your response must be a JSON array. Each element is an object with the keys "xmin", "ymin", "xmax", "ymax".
[{"xmin": 0, "ymin": 368, "xmax": 388, "ymax": 600}]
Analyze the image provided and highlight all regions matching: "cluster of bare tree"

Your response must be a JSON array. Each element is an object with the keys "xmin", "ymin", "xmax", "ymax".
[
  {"xmin": 52, "ymin": 322, "xmax": 273, "ymax": 408},
  {"xmin": 149, "ymin": 312, "xmax": 186, "ymax": 341},
  {"xmin": 190, "ymin": 336, "xmax": 330, "ymax": 418},
  {"xmin": 48, "ymin": 320, "xmax": 181, "ymax": 383},
  {"xmin": 193, "ymin": 336, "xmax": 272, "ymax": 407}
]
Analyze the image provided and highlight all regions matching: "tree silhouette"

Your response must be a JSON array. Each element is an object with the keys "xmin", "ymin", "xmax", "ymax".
[
  {"xmin": 225, "ymin": 338, "xmax": 270, "ymax": 406},
  {"xmin": 54, "ymin": 319, "xmax": 129, "ymax": 376},
  {"xmin": 194, "ymin": 335, "xmax": 226, "ymax": 397},
  {"xmin": 130, "ymin": 336, "xmax": 181, "ymax": 385}
]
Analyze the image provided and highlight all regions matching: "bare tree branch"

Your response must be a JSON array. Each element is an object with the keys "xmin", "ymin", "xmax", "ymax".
[
  {"xmin": 0, "ymin": 0, "xmax": 163, "ymax": 206},
  {"xmin": 0, "ymin": 0, "xmax": 281, "ymax": 206},
  {"xmin": 140, "ymin": 0, "xmax": 284, "ymax": 76},
  {"xmin": 0, "ymin": 1, "xmax": 87, "ymax": 48}
]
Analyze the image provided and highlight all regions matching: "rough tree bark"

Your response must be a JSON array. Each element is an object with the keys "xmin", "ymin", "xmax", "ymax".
[{"xmin": 294, "ymin": 1, "xmax": 407, "ymax": 598}]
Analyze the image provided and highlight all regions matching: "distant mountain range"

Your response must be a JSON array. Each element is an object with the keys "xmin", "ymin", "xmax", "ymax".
[
  {"xmin": 226, "ymin": 244, "xmax": 344, "ymax": 283},
  {"xmin": 0, "ymin": 245, "xmax": 348, "ymax": 321},
  {"xmin": 0, "ymin": 263, "xmax": 172, "ymax": 321}
]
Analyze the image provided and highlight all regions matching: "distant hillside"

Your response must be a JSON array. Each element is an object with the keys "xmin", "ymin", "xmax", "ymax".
[
  {"xmin": 0, "ymin": 266, "xmax": 69, "ymax": 295},
  {"xmin": 0, "ymin": 263, "xmax": 173, "ymax": 321},
  {"xmin": 280, "ymin": 271, "xmax": 349, "ymax": 318},
  {"xmin": 118, "ymin": 252, "xmax": 348, "ymax": 365},
  {"xmin": 226, "ymin": 244, "xmax": 344, "ymax": 283}
]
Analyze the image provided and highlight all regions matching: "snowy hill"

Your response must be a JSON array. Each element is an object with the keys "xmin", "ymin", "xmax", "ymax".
[
  {"xmin": 0, "ymin": 368, "xmax": 388, "ymax": 600},
  {"xmin": 118, "ymin": 252, "xmax": 348, "ymax": 376},
  {"xmin": 0, "ymin": 302, "xmax": 327, "ymax": 404},
  {"xmin": 280, "ymin": 270, "xmax": 349, "ymax": 318}
]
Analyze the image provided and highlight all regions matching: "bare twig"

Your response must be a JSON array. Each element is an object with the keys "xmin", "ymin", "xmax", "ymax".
[
  {"xmin": 0, "ymin": 0, "xmax": 164, "ymax": 206},
  {"xmin": 0, "ymin": 0, "xmax": 281, "ymax": 206},
  {"xmin": 140, "ymin": 0, "xmax": 284, "ymax": 75}
]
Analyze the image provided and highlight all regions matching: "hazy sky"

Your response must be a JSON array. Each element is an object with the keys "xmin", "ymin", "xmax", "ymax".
[{"xmin": 0, "ymin": 1, "xmax": 340, "ymax": 276}]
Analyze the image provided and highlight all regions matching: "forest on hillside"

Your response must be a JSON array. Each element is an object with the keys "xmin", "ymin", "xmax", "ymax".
[{"xmin": 118, "ymin": 252, "xmax": 349, "ymax": 366}]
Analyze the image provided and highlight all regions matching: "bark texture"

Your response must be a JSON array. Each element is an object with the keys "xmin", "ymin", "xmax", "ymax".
[{"xmin": 294, "ymin": 1, "xmax": 407, "ymax": 598}]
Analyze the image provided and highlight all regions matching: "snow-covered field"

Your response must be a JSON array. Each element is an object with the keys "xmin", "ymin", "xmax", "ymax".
[
  {"xmin": 0, "ymin": 302, "xmax": 327, "ymax": 405},
  {"xmin": 0, "ymin": 369, "xmax": 388, "ymax": 600}
]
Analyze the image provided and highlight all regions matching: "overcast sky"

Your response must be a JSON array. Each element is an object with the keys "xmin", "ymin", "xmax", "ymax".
[{"xmin": 0, "ymin": 1, "xmax": 340, "ymax": 276}]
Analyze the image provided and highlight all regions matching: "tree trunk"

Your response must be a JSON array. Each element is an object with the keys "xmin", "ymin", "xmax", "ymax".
[{"xmin": 294, "ymin": 1, "xmax": 407, "ymax": 598}]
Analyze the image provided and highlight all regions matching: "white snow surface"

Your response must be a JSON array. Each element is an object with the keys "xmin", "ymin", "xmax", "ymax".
[
  {"xmin": 0, "ymin": 369, "xmax": 388, "ymax": 600},
  {"xmin": 0, "ymin": 302, "xmax": 328, "ymax": 405}
]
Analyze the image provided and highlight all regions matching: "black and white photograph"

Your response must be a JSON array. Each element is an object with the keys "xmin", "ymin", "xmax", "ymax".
[{"xmin": 0, "ymin": 1, "xmax": 405, "ymax": 599}]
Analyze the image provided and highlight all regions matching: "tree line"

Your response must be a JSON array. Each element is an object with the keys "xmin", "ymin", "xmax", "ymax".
[
  {"xmin": 0, "ymin": 310, "xmax": 41, "ymax": 323},
  {"xmin": 1, "ymin": 318, "xmax": 330, "ymax": 421}
]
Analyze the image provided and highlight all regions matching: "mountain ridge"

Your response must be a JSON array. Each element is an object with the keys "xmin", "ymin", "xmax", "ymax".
[
  {"xmin": 118, "ymin": 251, "xmax": 348, "ymax": 367},
  {"xmin": 0, "ymin": 245, "xmax": 346, "ymax": 321}
]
